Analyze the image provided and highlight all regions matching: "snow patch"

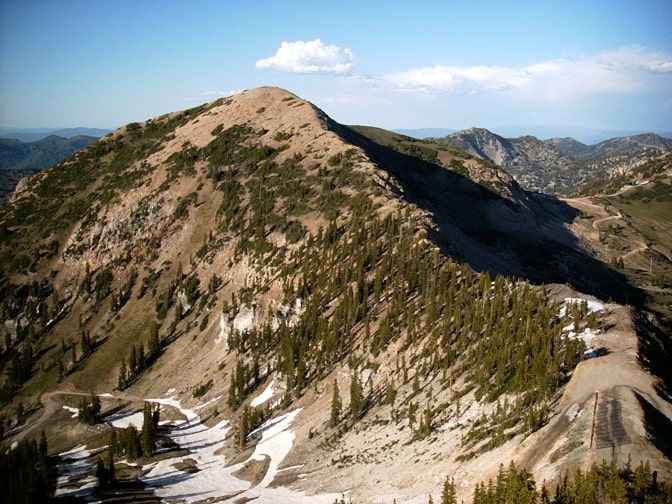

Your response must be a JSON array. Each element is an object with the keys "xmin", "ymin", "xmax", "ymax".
[
  {"xmin": 62, "ymin": 405, "xmax": 79, "ymax": 418},
  {"xmin": 194, "ymin": 395, "xmax": 222, "ymax": 411},
  {"xmin": 251, "ymin": 379, "xmax": 276, "ymax": 407},
  {"xmin": 138, "ymin": 397, "xmax": 337, "ymax": 503},
  {"xmin": 141, "ymin": 417, "xmax": 238, "ymax": 502},
  {"xmin": 250, "ymin": 409, "xmax": 301, "ymax": 488},
  {"xmin": 565, "ymin": 327, "xmax": 601, "ymax": 349},
  {"xmin": 559, "ymin": 297, "xmax": 604, "ymax": 319},
  {"xmin": 105, "ymin": 410, "xmax": 145, "ymax": 429},
  {"xmin": 55, "ymin": 445, "xmax": 97, "ymax": 500}
]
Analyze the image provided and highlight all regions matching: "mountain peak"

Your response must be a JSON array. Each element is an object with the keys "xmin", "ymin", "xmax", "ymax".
[{"xmin": 1, "ymin": 87, "xmax": 670, "ymax": 503}]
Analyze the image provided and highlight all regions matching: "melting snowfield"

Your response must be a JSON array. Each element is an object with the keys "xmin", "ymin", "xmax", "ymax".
[
  {"xmin": 560, "ymin": 297, "xmax": 606, "ymax": 355},
  {"xmin": 251, "ymin": 379, "xmax": 276, "ymax": 407},
  {"xmin": 55, "ymin": 395, "xmax": 338, "ymax": 502},
  {"xmin": 138, "ymin": 398, "xmax": 337, "ymax": 503},
  {"xmin": 105, "ymin": 410, "xmax": 145, "ymax": 429},
  {"xmin": 559, "ymin": 297, "xmax": 604, "ymax": 319}
]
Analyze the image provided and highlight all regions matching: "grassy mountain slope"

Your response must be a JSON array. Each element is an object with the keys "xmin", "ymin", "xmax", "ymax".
[
  {"xmin": 0, "ymin": 87, "xmax": 670, "ymax": 502},
  {"xmin": 0, "ymin": 135, "xmax": 98, "ymax": 171},
  {"xmin": 0, "ymin": 134, "xmax": 99, "ymax": 206}
]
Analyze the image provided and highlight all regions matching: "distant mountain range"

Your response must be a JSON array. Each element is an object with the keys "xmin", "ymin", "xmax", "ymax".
[
  {"xmin": 0, "ymin": 134, "xmax": 100, "ymax": 205},
  {"xmin": 398, "ymin": 126, "xmax": 672, "ymax": 145},
  {"xmin": 0, "ymin": 127, "xmax": 110, "ymax": 142},
  {"xmin": 436, "ymin": 128, "xmax": 672, "ymax": 195}
]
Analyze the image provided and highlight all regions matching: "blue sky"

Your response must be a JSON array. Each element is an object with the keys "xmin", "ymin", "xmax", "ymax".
[{"xmin": 1, "ymin": 0, "xmax": 671, "ymax": 139}]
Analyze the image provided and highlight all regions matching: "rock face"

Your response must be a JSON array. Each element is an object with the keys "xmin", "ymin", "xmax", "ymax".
[{"xmin": 439, "ymin": 129, "xmax": 672, "ymax": 195}]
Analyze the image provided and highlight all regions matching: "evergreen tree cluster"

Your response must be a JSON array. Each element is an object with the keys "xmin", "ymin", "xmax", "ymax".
[
  {"xmin": 107, "ymin": 401, "xmax": 160, "ymax": 462},
  {"xmin": 0, "ymin": 95, "xmax": 643, "ymax": 497},
  {"xmin": 237, "ymin": 403, "xmax": 269, "ymax": 450},
  {"xmin": 457, "ymin": 459, "xmax": 672, "ymax": 504},
  {"xmin": 95, "ymin": 447, "xmax": 115, "ymax": 489},
  {"xmin": 77, "ymin": 393, "xmax": 101, "ymax": 425},
  {"xmin": 217, "ymin": 199, "xmax": 588, "ymax": 449},
  {"xmin": 221, "ymin": 199, "xmax": 590, "ymax": 451},
  {"xmin": 0, "ymin": 431, "xmax": 55, "ymax": 504}
]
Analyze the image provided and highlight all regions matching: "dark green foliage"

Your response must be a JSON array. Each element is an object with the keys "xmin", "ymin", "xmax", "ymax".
[
  {"xmin": 193, "ymin": 379, "xmax": 213, "ymax": 398},
  {"xmin": 96, "ymin": 457, "xmax": 112, "ymax": 489},
  {"xmin": 0, "ymin": 94, "xmax": 632, "ymax": 484},
  {"xmin": 166, "ymin": 142, "xmax": 199, "ymax": 179},
  {"xmin": 237, "ymin": 404, "xmax": 269, "ymax": 450},
  {"xmin": 228, "ymin": 358, "xmax": 254, "ymax": 409},
  {"xmin": 472, "ymin": 462, "xmax": 537, "ymax": 504},
  {"xmin": 78, "ymin": 393, "xmax": 101, "ymax": 425},
  {"xmin": 182, "ymin": 275, "xmax": 200, "ymax": 308},
  {"xmin": 117, "ymin": 425, "xmax": 142, "ymax": 462},
  {"xmin": 204, "ymin": 125, "xmax": 275, "ymax": 170},
  {"xmin": 93, "ymin": 267, "xmax": 114, "ymax": 304},
  {"xmin": 0, "ymin": 101, "xmax": 207, "ymax": 280},
  {"xmin": 172, "ymin": 192, "xmax": 197, "ymax": 220},
  {"xmin": 79, "ymin": 330, "xmax": 93, "ymax": 359},
  {"xmin": 111, "ymin": 268, "xmax": 138, "ymax": 312},
  {"xmin": 118, "ymin": 323, "xmax": 164, "ymax": 390},
  {"xmin": 0, "ymin": 431, "xmax": 55, "ymax": 503},
  {"xmin": 442, "ymin": 477, "xmax": 457, "ymax": 504},
  {"xmin": 147, "ymin": 321, "xmax": 160, "ymax": 361},
  {"xmin": 140, "ymin": 402, "xmax": 160, "ymax": 457},
  {"xmin": 350, "ymin": 371, "xmax": 365, "ymax": 420},
  {"xmin": 330, "ymin": 379, "xmax": 342, "ymax": 427},
  {"xmin": 220, "ymin": 203, "xmax": 583, "ymax": 445},
  {"xmin": 418, "ymin": 401, "xmax": 433, "ymax": 438},
  {"xmin": 463, "ymin": 459, "xmax": 672, "ymax": 504},
  {"xmin": 108, "ymin": 403, "xmax": 162, "ymax": 462},
  {"xmin": 0, "ymin": 134, "xmax": 97, "ymax": 172},
  {"xmin": 284, "ymin": 219, "xmax": 306, "ymax": 244}
]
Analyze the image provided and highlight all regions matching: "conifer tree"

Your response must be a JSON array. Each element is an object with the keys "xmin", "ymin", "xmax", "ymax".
[
  {"xmin": 96, "ymin": 458, "xmax": 109, "ymax": 489},
  {"xmin": 350, "ymin": 371, "xmax": 365, "ymax": 420},
  {"xmin": 330, "ymin": 379, "xmax": 342, "ymax": 427},
  {"xmin": 441, "ymin": 476, "xmax": 457, "ymax": 504},
  {"xmin": 140, "ymin": 402, "xmax": 157, "ymax": 457}
]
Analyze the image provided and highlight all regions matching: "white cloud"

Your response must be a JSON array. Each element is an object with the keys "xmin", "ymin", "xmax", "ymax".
[
  {"xmin": 256, "ymin": 39, "xmax": 353, "ymax": 74},
  {"xmin": 361, "ymin": 46, "xmax": 672, "ymax": 102}
]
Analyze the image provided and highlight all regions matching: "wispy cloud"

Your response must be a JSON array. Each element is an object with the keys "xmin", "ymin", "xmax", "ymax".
[
  {"xmin": 351, "ymin": 46, "xmax": 672, "ymax": 102},
  {"xmin": 256, "ymin": 39, "xmax": 353, "ymax": 74}
]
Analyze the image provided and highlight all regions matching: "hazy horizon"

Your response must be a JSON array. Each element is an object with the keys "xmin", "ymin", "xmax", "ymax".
[{"xmin": 1, "ymin": 0, "xmax": 671, "ymax": 135}]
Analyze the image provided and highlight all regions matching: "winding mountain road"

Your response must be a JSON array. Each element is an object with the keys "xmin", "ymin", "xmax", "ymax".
[{"xmin": 13, "ymin": 388, "xmax": 156, "ymax": 445}]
